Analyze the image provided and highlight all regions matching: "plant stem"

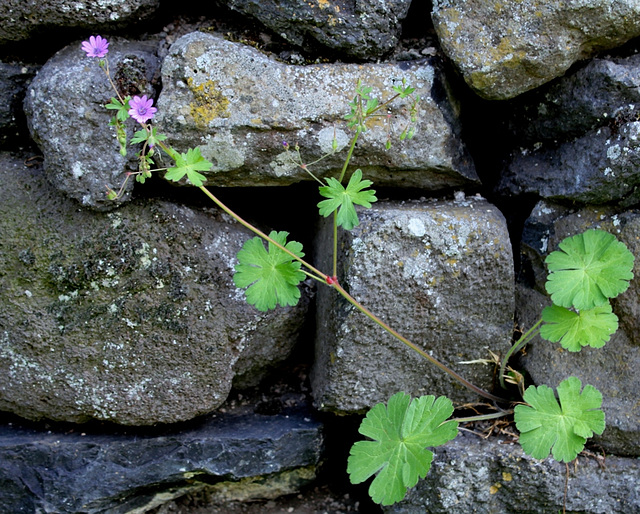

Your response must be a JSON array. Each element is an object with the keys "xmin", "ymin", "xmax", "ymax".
[
  {"xmin": 453, "ymin": 410, "xmax": 513, "ymax": 424},
  {"xmin": 499, "ymin": 319, "xmax": 543, "ymax": 390},
  {"xmin": 198, "ymin": 185, "xmax": 327, "ymax": 282},
  {"xmin": 331, "ymin": 281, "xmax": 508, "ymax": 404}
]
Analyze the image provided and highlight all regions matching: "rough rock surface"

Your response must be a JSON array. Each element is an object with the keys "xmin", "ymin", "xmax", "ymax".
[
  {"xmin": 517, "ymin": 201, "xmax": 640, "ymax": 456},
  {"xmin": 0, "ymin": 0, "xmax": 159, "ymax": 44},
  {"xmin": 432, "ymin": 0, "xmax": 640, "ymax": 100},
  {"xmin": 498, "ymin": 53, "xmax": 640, "ymax": 206},
  {"xmin": 156, "ymin": 32, "xmax": 478, "ymax": 190},
  {"xmin": 0, "ymin": 153, "xmax": 309, "ymax": 425},
  {"xmin": 385, "ymin": 432, "xmax": 640, "ymax": 513},
  {"xmin": 0, "ymin": 407, "xmax": 322, "ymax": 514},
  {"xmin": 311, "ymin": 194, "xmax": 514, "ymax": 413},
  {"xmin": 219, "ymin": 0, "xmax": 412, "ymax": 60},
  {"xmin": 24, "ymin": 39, "xmax": 160, "ymax": 211}
]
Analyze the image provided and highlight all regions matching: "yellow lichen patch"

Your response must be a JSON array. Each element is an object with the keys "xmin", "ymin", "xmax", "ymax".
[
  {"xmin": 187, "ymin": 77, "xmax": 230, "ymax": 128},
  {"xmin": 502, "ymin": 471, "xmax": 513, "ymax": 482},
  {"xmin": 490, "ymin": 483, "xmax": 502, "ymax": 494},
  {"xmin": 316, "ymin": 0, "xmax": 329, "ymax": 9}
]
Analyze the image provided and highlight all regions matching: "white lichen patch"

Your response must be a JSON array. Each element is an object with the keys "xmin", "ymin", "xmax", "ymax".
[{"xmin": 317, "ymin": 127, "xmax": 349, "ymax": 154}]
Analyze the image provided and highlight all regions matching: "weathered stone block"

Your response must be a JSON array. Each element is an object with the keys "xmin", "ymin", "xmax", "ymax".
[
  {"xmin": 311, "ymin": 195, "xmax": 514, "ymax": 413},
  {"xmin": 220, "ymin": 0, "xmax": 412, "ymax": 60},
  {"xmin": 385, "ymin": 433, "xmax": 640, "ymax": 513},
  {"xmin": 0, "ymin": 153, "xmax": 308, "ymax": 425},
  {"xmin": 156, "ymin": 32, "xmax": 478, "ymax": 190},
  {"xmin": 432, "ymin": 0, "xmax": 640, "ymax": 100},
  {"xmin": 0, "ymin": 0, "xmax": 159, "ymax": 44},
  {"xmin": 0, "ymin": 407, "xmax": 322, "ymax": 513},
  {"xmin": 24, "ymin": 39, "xmax": 160, "ymax": 210}
]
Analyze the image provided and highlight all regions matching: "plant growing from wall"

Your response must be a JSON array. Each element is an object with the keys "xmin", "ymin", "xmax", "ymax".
[{"xmin": 83, "ymin": 36, "xmax": 635, "ymax": 508}]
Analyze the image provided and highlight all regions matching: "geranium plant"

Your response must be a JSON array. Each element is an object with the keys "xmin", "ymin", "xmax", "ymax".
[{"xmin": 83, "ymin": 35, "xmax": 635, "ymax": 508}]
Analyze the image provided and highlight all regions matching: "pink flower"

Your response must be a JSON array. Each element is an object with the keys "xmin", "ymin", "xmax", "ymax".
[
  {"xmin": 81, "ymin": 35, "xmax": 109, "ymax": 58},
  {"xmin": 128, "ymin": 95, "xmax": 157, "ymax": 123}
]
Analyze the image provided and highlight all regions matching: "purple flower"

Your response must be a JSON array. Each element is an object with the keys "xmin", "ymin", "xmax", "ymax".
[
  {"xmin": 81, "ymin": 35, "xmax": 109, "ymax": 58},
  {"xmin": 128, "ymin": 95, "xmax": 157, "ymax": 123}
]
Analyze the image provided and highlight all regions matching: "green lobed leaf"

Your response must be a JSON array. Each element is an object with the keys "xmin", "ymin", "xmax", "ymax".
[
  {"xmin": 317, "ymin": 169, "xmax": 377, "ymax": 230},
  {"xmin": 164, "ymin": 147, "xmax": 211, "ymax": 187},
  {"xmin": 545, "ymin": 229, "xmax": 634, "ymax": 310},
  {"xmin": 233, "ymin": 231, "xmax": 305, "ymax": 312},
  {"xmin": 514, "ymin": 377, "xmax": 605, "ymax": 463},
  {"xmin": 105, "ymin": 96, "xmax": 131, "ymax": 122},
  {"xmin": 540, "ymin": 303, "xmax": 618, "ymax": 352},
  {"xmin": 347, "ymin": 392, "xmax": 458, "ymax": 506}
]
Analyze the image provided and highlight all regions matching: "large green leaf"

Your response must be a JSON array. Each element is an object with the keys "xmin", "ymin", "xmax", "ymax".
[
  {"xmin": 540, "ymin": 303, "xmax": 618, "ymax": 352},
  {"xmin": 545, "ymin": 229, "xmax": 634, "ymax": 310},
  {"xmin": 347, "ymin": 392, "xmax": 458, "ymax": 506},
  {"xmin": 233, "ymin": 231, "xmax": 305, "ymax": 312},
  {"xmin": 514, "ymin": 377, "xmax": 605, "ymax": 463}
]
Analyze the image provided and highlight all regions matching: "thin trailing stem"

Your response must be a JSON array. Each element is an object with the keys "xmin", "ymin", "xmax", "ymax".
[
  {"xmin": 453, "ymin": 410, "xmax": 513, "ymax": 424},
  {"xmin": 499, "ymin": 319, "xmax": 543, "ymax": 390}
]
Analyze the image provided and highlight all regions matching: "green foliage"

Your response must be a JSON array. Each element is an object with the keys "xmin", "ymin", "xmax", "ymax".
[
  {"xmin": 164, "ymin": 147, "xmax": 211, "ymax": 187},
  {"xmin": 317, "ymin": 169, "xmax": 377, "ymax": 230},
  {"xmin": 540, "ymin": 304, "xmax": 618, "ymax": 351},
  {"xmin": 514, "ymin": 377, "xmax": 605, "ymax": 463},
  {"xmin": 233, "ymin": 231, "xmax": 306, "ymax": 312},
  {"xmin": 347, "ymin": 392, "xmax": 458, "ymax": 506},
  {"xmin": 545, "ymin": 229, "xmax": 634, "ymax": 311},
  {"xmin": 130, "ymin": 126, "xmax": 167, "ymax": 147},
  {"xmin": 105, "ymin": 96, "xmax": 131, "ymax": 121}
]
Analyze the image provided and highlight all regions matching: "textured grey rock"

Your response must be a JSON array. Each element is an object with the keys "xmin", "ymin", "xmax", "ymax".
[
  {"xmin": 156, "ymin": 32, "xmax": 478, "ymax": 190},
  {"xmin": 0, "ymin": 61, "xmax": 38, "ymax": 148},
  {"xmin": 507, "ymin": 54, "xmax": 640, "ymax": 145},
  {"xmin": 517, "ymin": 202, "xmax": 640, "ymax": 456},
  {"xmin": 0, "ymin": 407, "xmax": 322, "ymax": 514},
  {"xmin": 0, "ymin": 0, "xmax": 159, "ymax": 44},
  {"xmin": 0, "ymin": 153, "xmax": 309, "ymax": 425},
  {"xmin": 432, "ymin": 0, "xmax": 640, "ymax": 100},
  {"xmin": 311, "ymin": 195, "xmax": 514, "ymax": 413},
  {"xmin": 385, "ymin": 432, "xmax": 640, "ymax": 513},
  {"xmin": 219, "ymin": 0, "xmax": 412, "ymax": 60},
  {"xmin": 24, "ymin": 39, "xmax": 160, "ymax": 210},
  {"xmin": 498, "ymin": 53, "xmax": 640, "ymax": 206}
]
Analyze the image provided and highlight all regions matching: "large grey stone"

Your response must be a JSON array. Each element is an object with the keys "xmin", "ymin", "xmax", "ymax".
[
  {"xmin": 498, "ymin": 53, "xmax": 640, "ymax": 206},
  {"xmin": 0, "ymin": 153, "xmax": 309, "ymax": 425},
  {"xmin": 155, "ymin": 32, "xmax": 478, "ymax": 190},
  {"xmin": 517, "ymin": 201, "xmax": 640, "ymax": 456},
  {"xmin": 385, "ymin": 432, "xmax": 640, "ymax": 513},
  {"xmin": 219, "ymin": 0, "xmax": 412, "ymax": 60},
  {"xmin": 311, "ymin": 194, "xmax": 514, "ymax": 413},
  {"xmin": 0, "ymin": 407, "xmax": 322, "ymax": 514},
  {"xmin": 0, "ymin": 0, "xmax": 159, "ymax": 44},
  {"xmin": 24, "ymin": 39, "xmax": 160, "ymax": 211},
  {"xmin": 432, "ymin": 0, "xmax": 640, "ymax": 100}
]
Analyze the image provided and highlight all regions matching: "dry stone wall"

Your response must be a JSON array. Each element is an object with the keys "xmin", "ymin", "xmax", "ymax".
[{"xmin": 0, "ymin": 1, "xmax": 639, "ymax": 512}]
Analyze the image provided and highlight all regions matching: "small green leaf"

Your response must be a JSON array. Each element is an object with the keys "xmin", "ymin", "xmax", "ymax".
[
  {"xmin": 165, "ymin": 147, "xmax": 211, "ymax": 187},
  {"xmin": 317, "ymin": 169, "xmax": 377, "ymax": 230},
  {"xmin": 105, "ymin": 96, "xmax": 131, "ymax": 122},
  {"xmin": 347, "ymin": 392, "xmax": 458, "ymax": 506},
  {"xmin": 514, "ymin": 377, "xmax": 605, "ymax": 463},
  {"xmin": 233, "ymin": 231, "xmax": 305, "ymax": 312},
  {"xmin": 545, "ymin": 229, "xmax": 634, "ymax": 310},
  {"xmin": 540, "ymin": 303, "xmax": 618, "ymax": 351}
]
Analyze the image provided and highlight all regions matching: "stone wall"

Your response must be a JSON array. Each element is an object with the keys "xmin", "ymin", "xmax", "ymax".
[{"xmin": 1, "ymin": 1, "xmax": 639, "ymax": 512}]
